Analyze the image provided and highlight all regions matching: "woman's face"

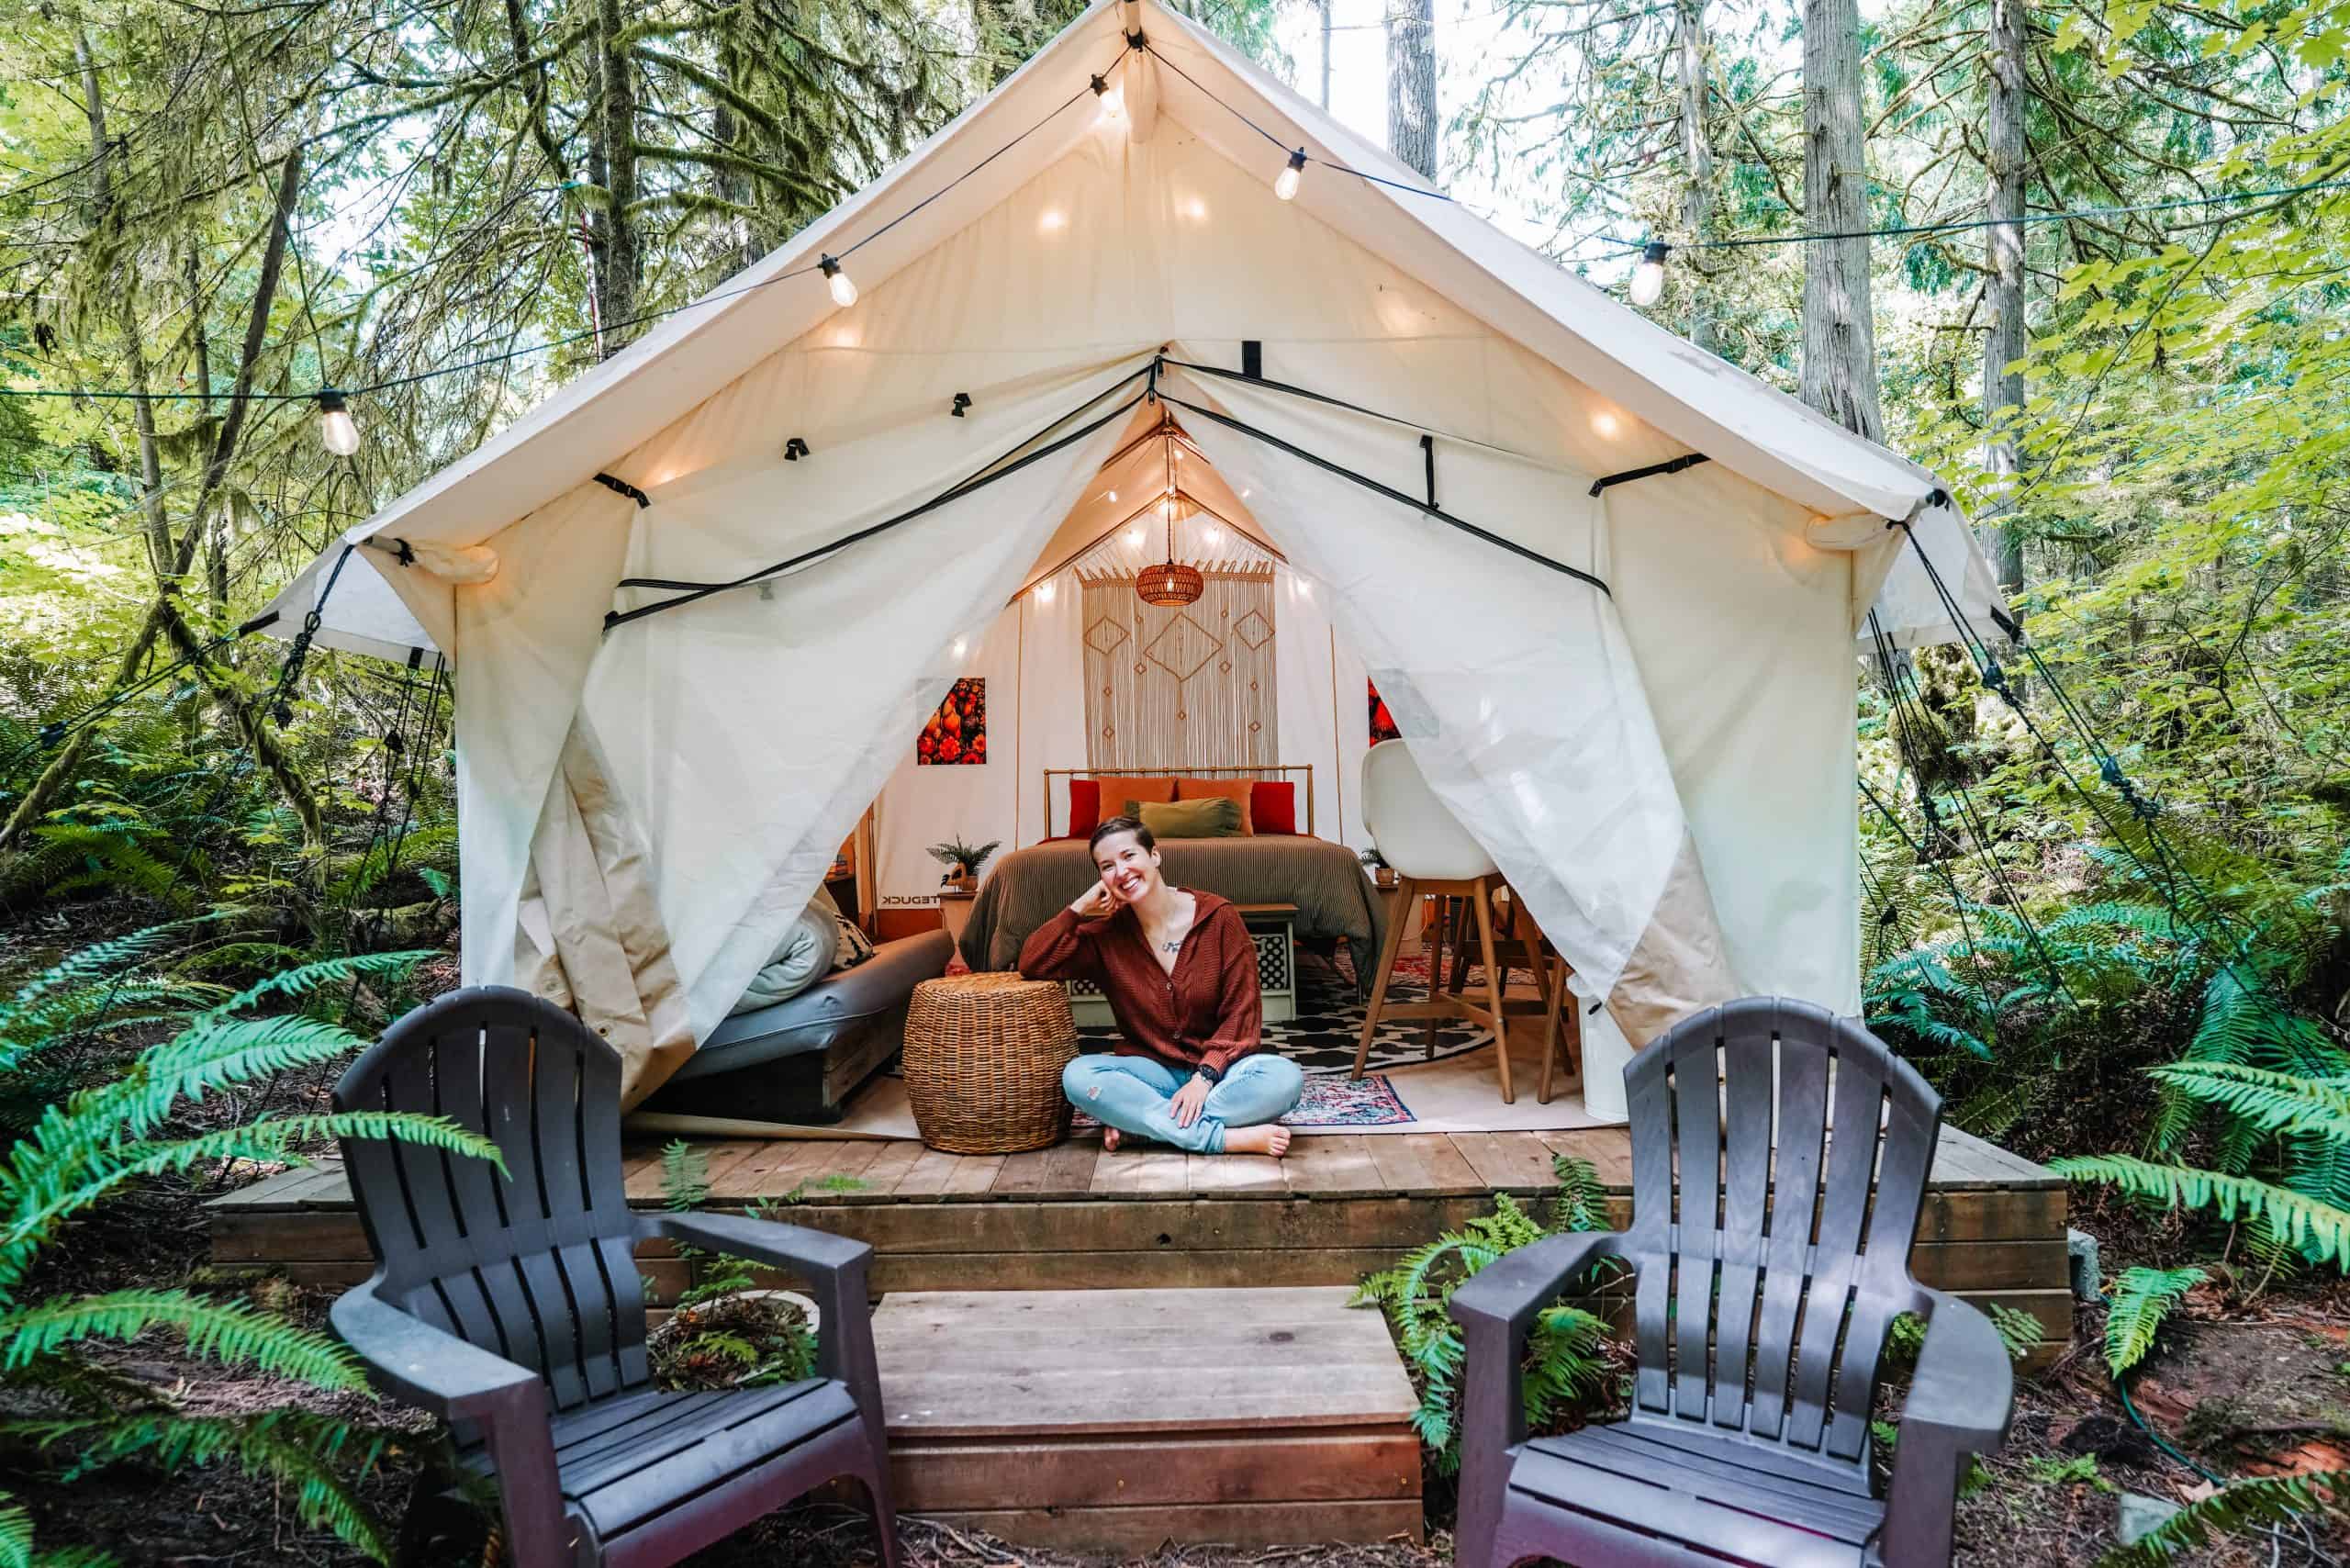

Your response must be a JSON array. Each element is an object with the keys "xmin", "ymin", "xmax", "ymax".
[{"xmin": 1093, "ymin": 831, "xmax": 1162, "ymax": 905}]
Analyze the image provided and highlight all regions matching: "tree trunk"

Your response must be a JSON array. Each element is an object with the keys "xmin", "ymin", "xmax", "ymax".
[
  {"xmin": 2, "ymin": 149, "xmax": 314, "ymax": 851},
  {"xmin": 1673, "ymin": 0, "xmax": 1715, "ymax": 353},
  {"xmin": 1799, "ymin": 0, "xmax": 1884, "ymax": 440},
  {"xmin": 1981, "ymin": 0, "xmax": 2028, "ymax": 593},
  {"xmin": 1385, "ymin": 0, "xmax": 1438, "ymax": 182},
  {"xmin": 593, "ymin": 0, "xmax": 641, "ymax": 355}
]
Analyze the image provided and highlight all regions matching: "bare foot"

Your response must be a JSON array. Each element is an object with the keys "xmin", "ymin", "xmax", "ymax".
[
  {"xmin": 1101, "ymin": 1127, "xmax": 1123, "ymax": 1152},
  {"xmin": 1223, "ymin": 1125, "xmax": 1292, "ymax": 1158}
]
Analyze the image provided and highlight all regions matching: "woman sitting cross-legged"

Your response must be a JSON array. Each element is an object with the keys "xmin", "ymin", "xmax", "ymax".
[{"xmin": 1019, "ymin": 815, "xmax": 1304, "ymax": 1157}]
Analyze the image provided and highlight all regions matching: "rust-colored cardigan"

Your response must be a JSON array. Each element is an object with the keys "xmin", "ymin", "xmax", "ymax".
[{"xmin": 1016, "ymin": 889, "xmax": 1265, "ymax": 1077}]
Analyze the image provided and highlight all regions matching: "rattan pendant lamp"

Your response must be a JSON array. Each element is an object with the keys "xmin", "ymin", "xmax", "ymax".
[{"xmin": 1135, "ymin": 424, "xmax": 1203, "ymax": 607}]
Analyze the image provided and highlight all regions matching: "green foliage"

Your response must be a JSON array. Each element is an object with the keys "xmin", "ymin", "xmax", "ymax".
[
  {"xmin": 651, "ymin": 1141, "xmax": 817, "ymax": 1389},
  {"xmin": 2097, "ymin": 1470, "xmax": 2346, "ymax": 1567},
  {"xmin": 2101, "ymin": 1265, "xmax": 2206, "ymax": 1376},
  {"xmin": 0, "ymin": 931, "xmax": 502, "ymax": 1563},
  {"xmin": 1352, "ymin": 1155, "xmax": 1617, "ymax": 1473}
]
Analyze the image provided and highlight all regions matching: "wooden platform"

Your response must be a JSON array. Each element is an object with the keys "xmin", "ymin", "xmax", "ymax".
[
  {"xmin": 872, "ymin": 1286, "xmax": 1421, "ymax": 1549},
  {"xmin": 207, "ymin": 1124, "xmax": 2072, "ymax": 1366}
]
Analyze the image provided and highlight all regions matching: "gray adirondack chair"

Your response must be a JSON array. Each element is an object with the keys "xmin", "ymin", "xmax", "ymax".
[
  {"xmin": 1449, "ymin": 998, "xmax": 2013, "ymax": 1568},
  {"xmin": 329, "ymin": 987, "xmax": 901, "ymax": 1568}
]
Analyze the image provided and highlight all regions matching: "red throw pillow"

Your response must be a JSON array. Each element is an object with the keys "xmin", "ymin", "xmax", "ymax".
[
  {"xmin": 1067, "ymin": 778, "xmax": 1102, "ymax": 838},
  {"xmin": 1250, "ymin": 780, "xmax": 1298, "ymax": 834}
]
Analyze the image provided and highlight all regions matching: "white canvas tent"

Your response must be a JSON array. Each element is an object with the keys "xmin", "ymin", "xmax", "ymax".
[{"xmin": 265, "ymin": 0, "xmax": 2003, "ymax": 1107}]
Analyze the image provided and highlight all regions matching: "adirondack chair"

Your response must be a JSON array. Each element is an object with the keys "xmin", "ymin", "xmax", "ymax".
[
  {"xmin": 1449, "ymin": 998, "xmax": 2013, "ymax": 1568},
  {"xmin": 328, "ymin": 987, "xmax": 901, "ymax": 1568}
]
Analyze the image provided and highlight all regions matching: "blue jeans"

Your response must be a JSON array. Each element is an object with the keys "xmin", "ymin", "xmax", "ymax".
[{"xmin": 1062, "ymin": 1052, "xmax": 1305, "ymax": 1153}]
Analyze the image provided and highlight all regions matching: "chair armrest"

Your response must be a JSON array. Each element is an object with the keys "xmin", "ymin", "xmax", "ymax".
[
  {"xmin": 645, "ymin": 1212, "xmax": 878, "ymax": 1394},
  {"xmin": 1881, "ymin": 1288, "xmax": 2015, "ymax": 1565},
  {"xmin": 330, "ymin": 1282, "xmax": 544, "ymax": 1422},
  {"xmin": 330, "ymin": 1282, "xmax": 576, "ymax": 1565},
  {"xmin": 1449, "ymin": 1232, "xmax": 1628, "ymax": 1454}
]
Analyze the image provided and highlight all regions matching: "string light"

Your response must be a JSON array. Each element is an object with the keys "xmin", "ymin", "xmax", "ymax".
[
  {"xmin": 1091, "ymin": 73, "xmax": 1125, "ymax": 124},
  {"xmin": 1036, "ymin": 578, "xmax": 1057, "ymax": 602},
  {"xmin": 316, "ymin": 389, "xmax": 360, "ymax": 456},
  {"xmin": 1274, "ymin": 148, "xmax": 1306, "ymax": 203},
  {"xmin": 819, "ymin": 255, "xmax": 858, "ymax": 308},
  {"xmin": 1628, "ymin": 241, "xmax": 1669, "ymax": 308}
]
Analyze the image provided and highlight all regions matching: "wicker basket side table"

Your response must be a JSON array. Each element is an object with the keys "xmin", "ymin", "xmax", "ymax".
[{"xmin": 901, "ymin": 972, "xmax": 1080, "ymax": 1154}]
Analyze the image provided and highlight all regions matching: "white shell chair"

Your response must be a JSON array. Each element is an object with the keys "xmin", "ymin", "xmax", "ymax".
[{"xmin": 1352, "ymin": 740, "xmax": 1575, "ymax": 1103}]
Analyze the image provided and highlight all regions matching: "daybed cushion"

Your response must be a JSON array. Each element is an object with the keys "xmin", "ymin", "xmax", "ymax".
[
  {"xmin": 1251, "ymin": 780, "xmax": 1298, "ymax": 834},
  {"xmin": 1137, "ymin": 796, "xmax": 1244, "ymax": 838},
  {"xmin": 1067, "ymin": 778, "xmax": 1102, "ymax": 838},
  {"xmin": 1174, "ymin": 776, "xmax": 1255, "ymax": 833},
  {"xmin": 673, "ymin": 928, "xmax": 954, "ymax": 1081}
]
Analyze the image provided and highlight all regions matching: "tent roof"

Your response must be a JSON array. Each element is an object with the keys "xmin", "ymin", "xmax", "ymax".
[{"xmin": 335, "ymin": 0, "xmax": 1950, "ymax": 559}]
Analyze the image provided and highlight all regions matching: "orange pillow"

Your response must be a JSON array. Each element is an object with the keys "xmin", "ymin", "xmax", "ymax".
[
  {"xmin": 1091, "ymin": 777, "xmax": 1176, "ymax": 819},
  {"xmin": 1173, "ymin": 777, "xmax": 1255, "ymax": 834}
]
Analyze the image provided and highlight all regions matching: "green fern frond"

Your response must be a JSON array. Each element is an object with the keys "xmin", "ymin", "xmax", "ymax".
[
  {"xmin": 0, "ymin": 1290, "xmax": 364, "ymax": 1388},
  {"xmin": 2148, "ymin": 1062, "xmax": 2350, "ymax": 1143},
  {"xmin": 196, "ymin": 951, "xmax": 433, "ymax": 1025},
  {"xmin": 0, "ymin": 1495, "xmax": 30, "ymax": 1568},
  {"xmin": 2103, "ymin": 1266, "xmax": 2204, "ymax": 1377},
  {"xmin": 2052, "ymin": 1154, "xmax": 2350, "ymax": 1267},
  {"xmin": 2097, "ymin": 1470, "xmax": 2344, "ymax": 1567}
]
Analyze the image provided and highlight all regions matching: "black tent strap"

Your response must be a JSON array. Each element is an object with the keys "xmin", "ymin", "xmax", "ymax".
[
  {"xmin": 1156, "ymin": 355, "xmax": 1561, "ymax": 468},
  {"xmin": 1588, "ymin": 454, "xmax": 1710, "ymax": 497},
  {"xmin": 605, "ymin": 388, "xmax": 1153, "ymax": 628},
  {"xmin": 595, "ymin": 472, "xmax": 653, "ymax": 508},
  {"xmin": 1147, "ymin": 388, "xmax": 1611, "ymax": 596}
]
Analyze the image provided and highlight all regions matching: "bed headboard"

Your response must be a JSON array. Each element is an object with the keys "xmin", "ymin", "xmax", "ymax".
[{"xmin": 1043, "ymin": 764, "xmax": 1315, "ymax": 838}]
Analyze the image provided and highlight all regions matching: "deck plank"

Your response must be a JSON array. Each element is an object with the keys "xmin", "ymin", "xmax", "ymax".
[
  {"xmin": 1186, "ymin": 1152, "xmax": 1289, "ymax": 1193},
  {"xmin": 1360, "ymin": 1133, "xmax": 1484, "ymax": 1194},
  {"xmin": 1283, "ymin": 1135, "xmax": 1384, "ymax": 1197},
  {"xmin": 1448, "ymin": 1131, "xmax": 1560, "ymax": 1191},
  {"xmin": 992, "ymin": 1140, "xmax": 1102, "ymax": 1196},
  {"xmin": 1091, "ymin": 1147, "xmax": 1190, "ymax": 1196}
]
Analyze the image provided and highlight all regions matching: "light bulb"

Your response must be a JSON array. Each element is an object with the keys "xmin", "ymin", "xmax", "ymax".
[
  {"xmin": 1106, "ymin": 489, "xmax": 1118, "ymax": 502},
  {"xmin": 1092, "ymin": 73, "xmax": 1125, "ymax": 124},
  {"xmin": 1036, "ymin": 579, "xmax": 1057, "ymax": 603},
  {"xmin": 1274, "ymin": 148, "xmax": 1306, "ymax": 202},
  {"xmin": 316, "ymin": 390, "xmax": 360, "ymax": 456},
  {"xmin": 1628, "ymin": 241, "xmax": 1669, "ymax": 308},
  {"xmin": 1125, "ymin": 527, "xmax": 1145, "ymax": 546},
  {"xmin": 820, "ymin": 254, "xmax": 857, "ymax": 308},
  {"xmin": 951, "ymin": 636, "xmax": 968, "ymax": 659},
  {"xmin": 1203, "ymin": 526, "xmax": 1224, "ymax": 544},
  {"xmin": 1592, "ymin": 411, "xmax": 1621, "ymax": 439}
]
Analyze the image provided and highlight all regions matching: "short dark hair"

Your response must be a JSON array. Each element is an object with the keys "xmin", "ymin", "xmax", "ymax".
[{"xmin": 1088, "ymin": 814, "xmax": 1155, "ymax": 857}]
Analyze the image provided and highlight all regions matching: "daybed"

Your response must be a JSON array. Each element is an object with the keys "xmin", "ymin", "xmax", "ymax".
[{"xmin": 642, "ymin": 928, "xmax": 954, "ymax": 1123}]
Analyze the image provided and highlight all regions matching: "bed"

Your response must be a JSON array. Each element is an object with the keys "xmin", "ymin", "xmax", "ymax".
[{"xmin": 960, "ymin": 766, "xmax": 1383, "ymax": 992}]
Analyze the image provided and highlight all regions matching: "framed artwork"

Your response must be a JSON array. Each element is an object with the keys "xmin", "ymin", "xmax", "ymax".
[
  {"xmin": 918, "ymin": 678, "xmax": 987, "ymax": 766},
  {"xmin": 1369, "ymin": 678, "xmax": 1401, "ymax": 745}
]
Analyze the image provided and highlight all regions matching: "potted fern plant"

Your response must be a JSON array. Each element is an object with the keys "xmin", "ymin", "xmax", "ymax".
[{"xmin": 926, "ymin": 835, "xmax": 1000, "ymax": 892}]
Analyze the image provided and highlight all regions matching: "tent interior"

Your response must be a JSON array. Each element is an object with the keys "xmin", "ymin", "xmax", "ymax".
[{"xmin": 260, "ymin": 0, "xmax": 2008, "ymax": 1136}]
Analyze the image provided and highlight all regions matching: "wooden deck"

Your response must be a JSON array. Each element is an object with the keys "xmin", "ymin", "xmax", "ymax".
[{"xmin": 207, "ymin": 1123, "xmax": 2072, "ymax": 1367}]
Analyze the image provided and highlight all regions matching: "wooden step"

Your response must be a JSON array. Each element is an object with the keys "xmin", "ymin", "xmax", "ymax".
[{"xmin": 872, "ymin": 1286, "xmax": 1424, "ymax": 1551}]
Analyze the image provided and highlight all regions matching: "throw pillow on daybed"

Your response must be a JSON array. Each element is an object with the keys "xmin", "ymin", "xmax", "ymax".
[
  {"xmin": 1134, "ymin": 796, "xmax": 1244, "ymax": 838},
  {"xmin": 1173, "ymin": 777, "xmax": 1254, "ymax": 834},
  {"xmin": 1249, "ymin": 780, "xmax": 1298, "ymax": 834},
  {"xmin": 728, "ymin": 885, "xmax": 871, "ymax": 1016}
]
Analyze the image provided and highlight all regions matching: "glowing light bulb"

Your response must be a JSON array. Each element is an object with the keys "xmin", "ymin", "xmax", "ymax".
[
  {"xmin": 951, "ymin": 636, "xmax": 968, "ymax": 659},
  {"xmin": 1036, "ymin": 579, "xmax": 1057, "ymax": 603},
  {"xmin": 1039, "ymin": 208, "xmax": 1067, "ymax": 232},
  {"xmin": 1592, "ymin": 411, "xmax": 1621, "ymax": 439},
  {"xmin": 1274, "ymin": 148, "xmax": 1306, "ymax": 202},
  {"xmin": 316, "ymin": 390, "xmax": 360, "ymax": 456},
  {"xmin": 1628, "ymin": 241, "xmax": 1669, "ymax": 308},
  {"xmin": 1203, "ymin": 526, "xmax": 1224, "ymax": 544},
  {"xmin": 1092, "ymin": 73, "xmax": 1125, "ymax": 124},
  {"xmin": 1106, "ymin": 489, "xmax": 1118, "ymax": 502},
  {"xmin": 820, "ymin": 254, "xmax": 857, "ymax": 308},
  {"xmin": 1125, "ymin": 527, "xmax": 1145, "ymax": 546}
]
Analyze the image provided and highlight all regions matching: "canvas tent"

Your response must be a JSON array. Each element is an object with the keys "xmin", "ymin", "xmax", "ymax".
[{"xmin": 263, "ymin": 0, "xmax": 2003, "ymax": 1108}]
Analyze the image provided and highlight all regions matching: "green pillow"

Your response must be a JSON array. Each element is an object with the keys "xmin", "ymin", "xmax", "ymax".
[{"xmin": 1134, "ymin": 796, "xmax": 1244, "ymax": 839}]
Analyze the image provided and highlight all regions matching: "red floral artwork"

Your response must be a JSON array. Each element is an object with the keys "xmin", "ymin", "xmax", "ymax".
[
  {"xmin": 918, "ymin": 678, "xmax": 987, "ymax": 766},
  {"xmin": 1369, "ymin": 678, "xmax": 1401, "ymax": 745}
]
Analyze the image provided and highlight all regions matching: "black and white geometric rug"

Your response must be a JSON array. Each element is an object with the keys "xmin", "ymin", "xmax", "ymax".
[{"xmin": 1076, "ymin": 947, "xmax": 1545, "ymax": 1078}]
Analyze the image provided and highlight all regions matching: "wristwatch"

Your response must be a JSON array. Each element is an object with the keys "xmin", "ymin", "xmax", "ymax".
[{"xmin": 1192, "ymin": 1062, "xmax": 1223, "ymax": 1084}]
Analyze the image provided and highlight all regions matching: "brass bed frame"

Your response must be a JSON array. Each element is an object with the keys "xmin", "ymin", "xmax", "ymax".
[{"xmin": 1042, "ymin": 764, "xmax": 1316, "ymax": 838}]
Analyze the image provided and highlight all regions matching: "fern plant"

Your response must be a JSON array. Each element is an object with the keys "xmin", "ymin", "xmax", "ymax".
[
  {"xmin": 2100, "ymin": 1265, "xmax": 2205, "ymax": 1377},
  {"xmin": 0, "ymin": 932, "xmax": 502, "ymax": 1566},
  {"xmin": 1352, "ymin": 1155, "xmax": 1618, "ymax": 1473},
  {"xmin": 2097, "ymin": 1470, "xmax": 2346, "ymax": 1567}
]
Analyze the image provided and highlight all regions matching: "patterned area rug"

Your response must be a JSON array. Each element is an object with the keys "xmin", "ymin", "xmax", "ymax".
[
  {"xmin": 1075, "ymin": 947, "xmax": 1543, "ymax": 1078},
  {"xmin": 1073, "ymin": 1070, "xmax": 1417, "ymax": 1131}
]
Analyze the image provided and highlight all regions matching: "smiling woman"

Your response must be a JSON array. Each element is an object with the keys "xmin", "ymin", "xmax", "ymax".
[{"xmin": 1017, "ymin": 815, "xmax": 1304, "ymax": 1155}]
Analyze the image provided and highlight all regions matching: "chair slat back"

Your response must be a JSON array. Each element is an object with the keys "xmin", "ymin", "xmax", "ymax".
[
  {"xmin": 1620, "ymin": 998, "xmax": 1941, "ymax": 1468},
  {"xmin": 336, "ymin": 987, "xmax": 653, "ymax": 1412}
]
